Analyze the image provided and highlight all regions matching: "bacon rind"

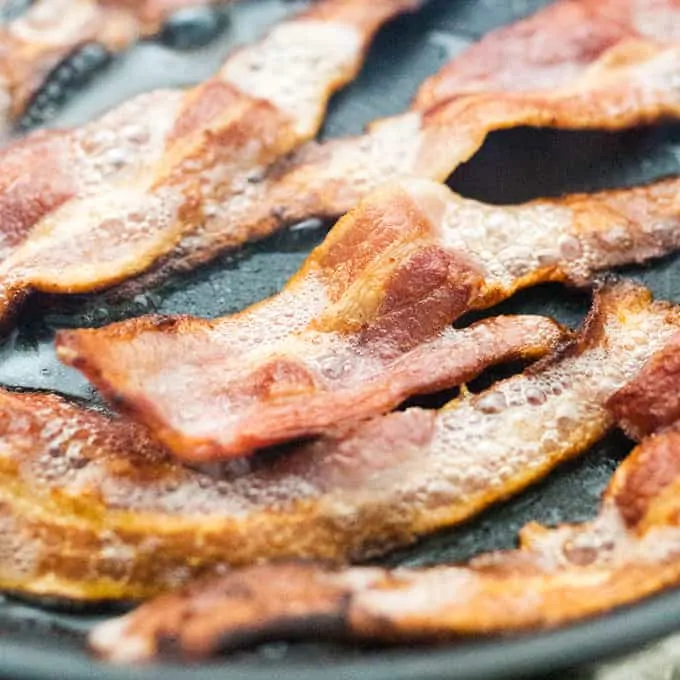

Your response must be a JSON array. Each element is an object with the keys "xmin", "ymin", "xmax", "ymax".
[
  {"xmin": 0, "ymin": 0, "xmax": 420, "ymax": 328},
  {"xmin": 88, "ymin": 395, "xmax": 680, "ymax": 662},
  {"xmin": 0, "ymin": 314, "xmax": 559, "ymax": 602},
  {"xmin": 57, "ymin": 176, "xmax": 680, "ymax": 460},
  {"xmin": 0, "ymin": 1, "xmax": 678, "ymax": 329}
]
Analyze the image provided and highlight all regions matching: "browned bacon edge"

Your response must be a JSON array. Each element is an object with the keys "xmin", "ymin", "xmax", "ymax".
[
  {"xmin": 88, "ymin": 376, "xmax": 680, "ymax": 662},
  {"xmin": 57, "ymin": 176, "xmax": 680, "ymax": 461},
  {"xmin": 0, "ymin": 0, "xmax": 678, "ymax": 331},
  {"xmin": 0, "ymin": 0, "xmax": 232, "ymax": 128},
  {"xmin": 4, "ymin": 280, "xmax": 680, "ymax": 608}
]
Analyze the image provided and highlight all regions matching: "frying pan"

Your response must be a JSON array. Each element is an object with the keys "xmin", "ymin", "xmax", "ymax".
[{"xmin": 1, "ymin": 0, "xmax": 680, "ymax": 678}]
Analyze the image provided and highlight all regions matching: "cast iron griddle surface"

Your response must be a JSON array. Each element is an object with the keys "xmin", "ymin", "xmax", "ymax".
[{"xmin": 1, "ymin": 0, "xmax": 680, "ymax": 678}]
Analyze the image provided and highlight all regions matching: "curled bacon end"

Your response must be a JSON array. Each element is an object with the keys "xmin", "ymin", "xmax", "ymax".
[{"xmin": 90, "ymin": 408, "xmax": 680, "ymax": 662}]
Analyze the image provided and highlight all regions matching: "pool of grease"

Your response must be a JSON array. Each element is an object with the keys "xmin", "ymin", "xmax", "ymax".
[{"xmin": 0, "ymin": 1, "xmax": 680, "ymax": 679}]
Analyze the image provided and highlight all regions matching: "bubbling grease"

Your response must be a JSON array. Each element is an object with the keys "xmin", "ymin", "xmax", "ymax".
[
  {"xmin": 73, "ymin": 90, "xmax": 184, "ymax": 192},
  {"xmin": 220, "ymin": 20, "xmax": 363, "ymax": 137}
]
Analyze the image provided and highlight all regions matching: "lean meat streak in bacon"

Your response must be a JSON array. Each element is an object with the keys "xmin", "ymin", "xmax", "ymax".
[
  {"xmin": 0, "ymin": 0, "xmax": 679, "ymax": 328},
  {"xmin": 0, "ymin": 314, "xmax": 560, "ymax": 601},
  {"xmin": 86, "ymin": 282, "xmax": 680, "ymax": 662},
  {"xmin": 0, "ymin": 0, "xmax": 419, "ymax": 325},
  {"xmin": 58, "ymin": 178, "xmax": 680, "ymax": 460},
  {"xmin": 0, "ymin": 0, "xmax": 234, "ymax": 132},
  {"xmin": 89, "ymin": 420, "xmax": 680, "ymax": 662},
  {"xmin": 607, "ymin": 332, "xmax": 680, "ymax": 440},
  {"xmin": 7, "ymin": 281, "xmax": 680, "ymax": 604}
]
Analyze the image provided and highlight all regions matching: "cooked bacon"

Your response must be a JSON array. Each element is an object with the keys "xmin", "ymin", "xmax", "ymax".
[
  {"xmin": 86, "ymin": 283, "xmax": 680, "ymax": 661},
  {"xmin": 138, "ymin": 0, "xmax": 680, "ymax": 285},
  {"xmin": 0, "ymin": 314, "xmax": 560, "ymax": 601},
  {"xmin": 0, "ymin": 0, "xmax": 419, "ymax": 327},
  {"xmin": 0, "ymin": 0, "xmax": 233, "ymax": 131},
  {"xmin": 88, "ymin": 420, "xmax": 680, "ymax": 662},
  {"xmin": 414, "ymin": 0, "xmax": 680, "ymax": 109},
  {"xmin": 7, "ymin": 282, "xmax": 680, "ymax": 605},
  {"xmin": 232, "ymin": 39, "xmax": 680, "ymax": 253},
  {"xmin": 607, "ymin": 332, "xmax": 680, "ymax": 440},
  {"xmin": 57, "ymin": 177, "xmax": 680, "ymax": 460},
  {"xmin": 0, "ymin": 0, "xmax": 679, "ymax": 328}
]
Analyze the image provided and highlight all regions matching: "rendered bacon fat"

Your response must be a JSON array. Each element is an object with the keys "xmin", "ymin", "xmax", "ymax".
[
  {"xmin": 0, "ymin": 0, "xmax": 233, "ymax": 131},
  {"xmin": 1, "ymin": 0, "xmax": 679, "ymax": 328},
  {"xmin": 89, "ymin": 421, "xmax": 680, "ymax": 662},
  {"xmin": 58, "ymin": 177, "xmax": 680, "ymax": 460},
  {"xmin": 0, "ymin": 0, "xmax": 419, "ymax": 324},
  {"xmin": 0, "ymin": 314, "xmax": 561, "ymax": 601}
]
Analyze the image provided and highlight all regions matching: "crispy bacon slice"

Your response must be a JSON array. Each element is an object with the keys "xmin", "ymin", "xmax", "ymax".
[
  {"xmin": 0, "ymin": 0, "xmax": 233, "ymax": 131},
  {"xmin": 58, "ymin": 177, "xmax": 680, "ymax": 460},
  {"xmin": 89, "ymin": 420, "xmax": 680, "ymax": 662},
  {"xmin": 0, "ymin": 0, "xmax": 420, "ymax": 326},
  {"xmin": 0, "ymin": 0, "xmax": 679, "ymax": 328},
  {"xmin": 0, "ymin": 313, "xmax": 560, "ymax": 601}
]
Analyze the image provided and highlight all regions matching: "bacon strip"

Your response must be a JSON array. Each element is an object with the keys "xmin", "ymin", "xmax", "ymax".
[
  {"xmin": 0, "ymin": 0, "xmax": 678, "ymax": 328},
  {"xmin": 0, "ymin": 0, "xmax": 420, "ymax": 326},
  {"xmin": 84, "ymin": 280, "xmax": 680, "ymax": 660},
  {"xmin": 57, "ymin": 177, "xmax": 680, "ymax": 460},
  {"xmin": 131, "ymin": 0, "xmax": 680, "ymax": 286},
  {"xmin": 5, "ymin": 281, "xmax": 680, "ymax": 607},
  {"xmin": 89, "ymin": 420, "xmax": 680, "ymax": 663},
  {"xmin": 0, "ymin": 0, "xmax": 233, "ymax": 132},
  {"xmin": 0, "ymin": 313, "xmax": 560, "ymax": 601}
]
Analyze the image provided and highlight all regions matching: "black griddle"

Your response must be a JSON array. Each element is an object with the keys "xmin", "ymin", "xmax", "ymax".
[{"xmin": 1, "ymin": 1, "xmax": 680, "ymax": 678}]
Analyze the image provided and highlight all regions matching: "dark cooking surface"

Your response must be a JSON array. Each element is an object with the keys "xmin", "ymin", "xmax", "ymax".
[{"xmin": 0, "ymin": 0, "xmax": 680, "ymax": 678}]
